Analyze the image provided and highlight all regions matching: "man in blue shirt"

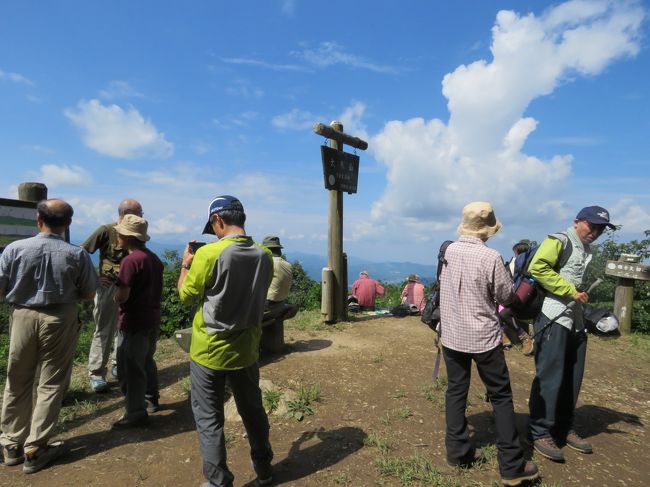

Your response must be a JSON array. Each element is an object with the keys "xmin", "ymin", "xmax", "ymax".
[{"xmin": 0, "ymin": 199, "xmax": 98, "ymax": 474}]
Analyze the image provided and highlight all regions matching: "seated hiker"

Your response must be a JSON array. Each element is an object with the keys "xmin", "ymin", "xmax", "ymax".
[
  {"xmin": 401, "ymin": 274, "xmax": 426, "ymax": 313},
  {"xmin": 351, "ymin": 271, "xmax": 385, "ymax": 311},
  {"xmin": 263, "ymin": 236, "xmax": 292, "ymax": 318}
]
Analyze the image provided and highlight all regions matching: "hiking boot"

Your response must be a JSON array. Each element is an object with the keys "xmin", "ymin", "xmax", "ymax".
[
  {"xmin": 23, "ymin": 441, "xmax": 68, "ymax": 474},
  {"xmin": 502, "ymin": 461, "xmax": 540, "ymax": 486},
  {"xmin": 111, "ymin": 414, "xmax": 149, "ymax": 430},
  {"xmin": 91, "ymin": 377, "xmax": 109, "ymax": 393},
  {"xmin": 565, "ymin": 430, "xmax": 593, "ymax": 454},
  {"xmin": 1, "ymin": 444, "xmax": 24, "ymax": 466},
  {"xmin": 146, "ymin": 397, "xmax": 160, "ymax": 414},
  {"xmin": 520, "ymin": 335, "xmax": 534, "ymax": 356},
  {"xmin": 502, "ymin": 334, "xmax": 512, "ymax": 351},
  {"xmin": 252, "ymin": 460, "xmax": 273, "ymax": 486},
  {"xmin": 533, "ymin": 436, "xmax": 564, "ymax": 462},
  {"xmin": 447, "ymin": 448, "xmax": 485, "ymax": 468}
]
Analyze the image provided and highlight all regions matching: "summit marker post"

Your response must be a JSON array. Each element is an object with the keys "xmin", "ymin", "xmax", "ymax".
[{"xmin": 314, "ymin": 121, "xmax": 368, "ymax": 323}]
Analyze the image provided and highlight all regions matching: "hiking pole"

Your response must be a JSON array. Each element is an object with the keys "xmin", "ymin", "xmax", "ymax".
[{"xmin": 531, "ymin": 278, "xmax": 603, "ymax": 340}]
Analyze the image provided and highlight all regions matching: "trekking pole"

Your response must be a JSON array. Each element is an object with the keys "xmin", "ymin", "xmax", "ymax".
[{"xmin": 531, "ymin": 278, "xmax": 603, "ymax": 340}]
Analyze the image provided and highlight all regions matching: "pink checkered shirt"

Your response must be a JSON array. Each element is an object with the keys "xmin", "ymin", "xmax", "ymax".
[{"xmin": 439, "ymin": 236, "xmax": 514, "ymax": 353}]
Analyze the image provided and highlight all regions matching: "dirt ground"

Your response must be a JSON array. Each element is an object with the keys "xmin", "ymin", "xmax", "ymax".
[{"xmin": 1, "ymin": 315, "xmax": 648, "ymax": 487}]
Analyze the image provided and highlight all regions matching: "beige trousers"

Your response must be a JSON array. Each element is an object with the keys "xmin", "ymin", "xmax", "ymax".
[
  {"xmin": 0, "ymin": 304, "xmax": 80, "ymax": 450},
  {"xmin": 87, "ymin": 284, "xmax": 119, "ymax": 379}
]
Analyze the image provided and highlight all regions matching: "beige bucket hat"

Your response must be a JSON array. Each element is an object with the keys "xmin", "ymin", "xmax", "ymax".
[
  {"xmin": 115, "ymin": 214, "xmax": 150, "ymax": 242},
  {"xmin": 457, "ymin": 201, "xmax": 502, "ymax": 240}
]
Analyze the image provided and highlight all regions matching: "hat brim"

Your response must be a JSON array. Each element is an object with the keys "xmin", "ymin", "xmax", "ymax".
[
  {"xmin": 265, "ymin": 244, "xmax": 283, "ymax": 249},
  {"xmin": 457, "ymin": 219, "xmax": 502, "ymax": 239},
  {"xmin": 115, "ymin": 228, "xmax": 150, "ymax": 242},
  {"xmin": 585, "ymin": 218, "xmax": 616, "ymax": 230},
  {"xmin": 202, "ymin": 220, "xmax": 215, "ymax": 235}
]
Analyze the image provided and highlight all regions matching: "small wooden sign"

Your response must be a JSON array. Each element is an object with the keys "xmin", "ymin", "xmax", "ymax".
[
  {"xmin": 605, "ymin": 260, "xmax": 650, "ymax": 281},
  {"xmin": 321, "ymin": 146, "xmax": 359, "ymax": 194}
]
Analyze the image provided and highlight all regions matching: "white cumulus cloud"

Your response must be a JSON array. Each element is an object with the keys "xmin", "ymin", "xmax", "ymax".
[
  {"xmin": 0, "ymin": 68, "xmax": 34, "ymax": 85},
  {"xmin": 272, "ymin": 109, "xmax": 319, "ymax": 131},
  {"xmin": 64, "ymin": 99, "xmax": 173, "ymax": 159},
  {"xmin": 35, "ymin": 164, "xmax": 93, "ymax": 188},
  {"xmin": 367, "ymin": 0, "xmax": 644, "ymax": 242}
]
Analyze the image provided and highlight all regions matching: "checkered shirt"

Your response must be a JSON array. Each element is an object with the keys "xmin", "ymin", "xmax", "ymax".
[{"xmin": 439, "ymin": 236, "xmax": 514, "ymax": 353}]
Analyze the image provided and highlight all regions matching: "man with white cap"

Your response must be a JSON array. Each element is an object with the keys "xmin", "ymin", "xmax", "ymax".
[
  {"xmin": 177, "ymin": 195, "xmax": 274, "ymax": 487},
  {"xmin": 438, "ymin": 202, "xmax": 539, "ymax": 486},
  {"xmin": 528, "ymin": 206, "xmax": 616, "ymax": 463},
  {"xmin": 111, "ymin": 214, "xmax": 163, "ymax": 429}
]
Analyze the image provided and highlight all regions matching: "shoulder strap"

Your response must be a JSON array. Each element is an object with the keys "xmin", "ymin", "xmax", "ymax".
[
  {"xmin": 549, "ymin": 232, "xmax": 572, "ymax": 270},
  {"xmin": 436, "ymin": 240, "xmax": 454, "ymax": 282}
]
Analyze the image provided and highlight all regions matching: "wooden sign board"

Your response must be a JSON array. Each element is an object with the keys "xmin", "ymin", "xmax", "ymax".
[
  {"xmin": 0, "ymin": 198, "xmax": 38, "ymax": 252},
  {"xmin": 321, "ymin": 146, "xmax": 359, "ymax": 194},
  {"xmin": 605, "ymin": 260, "xmax": 650, "ymax": 281}
]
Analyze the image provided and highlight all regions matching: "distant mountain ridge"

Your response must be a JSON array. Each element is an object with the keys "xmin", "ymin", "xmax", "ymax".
[{"xmin": 145, "ymin": 243, "xmax": 435, "ymax": 285}]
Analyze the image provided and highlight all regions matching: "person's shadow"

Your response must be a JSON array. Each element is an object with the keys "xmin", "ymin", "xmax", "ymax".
[{"xmin": 242, "ymin": 426, "xmax": 366, "ymax": 486}]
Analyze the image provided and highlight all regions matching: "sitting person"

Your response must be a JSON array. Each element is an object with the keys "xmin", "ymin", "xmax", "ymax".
[
  {"xmin": 351, "ymin": 271, "xmax": 385, "ymax": 311},
  {"xmin": 263, "ymin": 236, "xmax": 292, "ymax": 316},
  {"xmin": 401, "ymin": 274, "xmax": 426, "ymax": 313}
]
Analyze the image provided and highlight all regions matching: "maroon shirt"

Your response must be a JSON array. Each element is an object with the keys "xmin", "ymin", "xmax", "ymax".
[{"xmin": 116, "ymin": 248, "xmax": 164, "ymax": 331}]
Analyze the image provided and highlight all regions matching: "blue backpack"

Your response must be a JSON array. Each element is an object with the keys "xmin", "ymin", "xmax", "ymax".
[{"xmin": 510, "ymin": 233, "xmax": 572, "ymax": 320}]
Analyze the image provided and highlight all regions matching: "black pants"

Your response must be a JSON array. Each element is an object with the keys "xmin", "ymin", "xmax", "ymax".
[
  {"xmin": 529, "ymin": 314, "xmax": 587, "ymax": 440},
  {"xmin": 443, "ymin": 345, "xmax": 525, "ymax": 477}
]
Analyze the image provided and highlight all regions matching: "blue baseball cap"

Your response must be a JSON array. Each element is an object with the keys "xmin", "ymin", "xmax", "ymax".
[
  {"xmin": 575, "ymin": 206, "xmax": 616, "ymax": 229},
  {"xmin": 202, "ymin": 195, "xmax": 244, "ymax": 235}
]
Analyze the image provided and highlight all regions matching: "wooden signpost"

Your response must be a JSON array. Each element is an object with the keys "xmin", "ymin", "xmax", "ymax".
[
  {"xmin": 0, "ymin": 183, "xmax": 48, "ymax": 252},
  {"xmin": 314, "ymin": 121, "xmax": 368, "ymax": 323},
  {"xmin": 605, "ymin": 254, "xmax": 650, "ymax": 335}
]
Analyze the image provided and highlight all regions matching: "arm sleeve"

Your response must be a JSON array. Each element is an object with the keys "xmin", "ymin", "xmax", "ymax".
[
  {"xmin": 179, "ymin": 251, "xmax": 209, "ymax": 305},
  {"xmin": 81, "ymin": 226, "xmax": 108, "ymax": 254},
  {"xmin": 77, "ymin": 250, "xmax": 99, "ymax": 295},
  {"xmin": 0, "ymin": 248, "xmax": 12, "ymax": 294},
  {"xmin": 116, "ymin": 256, "xmax": 137, "ymax": 288},
  {"xmin": 493, "ymin": 255, "xmax": 515, "ymax": 306},
  {"xmin": 529, "ymin": 237, "xmax": 576, "ymax": 298}
]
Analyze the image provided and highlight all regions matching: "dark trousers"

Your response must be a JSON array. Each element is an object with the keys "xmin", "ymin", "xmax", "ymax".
[
  {"xmin": 443, "ymin": 345, "xmax": 524, "ymax": 477},
  {"xmin": 190, "ymin": 360, "xmax": 273, "ymax": 487},
  {"xmin": 529, "ymin": 314, "xmax": 587, "ymax": 439},
  {"xmin": 116, "ymin": 327, "xmax": 159, "ymax": 419}
]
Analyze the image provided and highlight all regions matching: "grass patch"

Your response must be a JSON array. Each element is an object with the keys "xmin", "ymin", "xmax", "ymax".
[
  {"xmin": 59, "ymin": 399, "xmax": 100, "ymax": 424},
  {"xmin": 285, "ymin": 310, "xmax": 335, "ymax": 332},
  {"xmin": 286, "ymin": 383, "xmax": 321, "ymax": 421},
  {"xmin": 398, "ymin": 407, "xmax": 414, "ymax": 419},
  {"xmin": 364, "ymin": 433, "xmax": 392, "ymax": 455},
  {"xmin": 262, "ymin": 388, "xmax": 282, "ymax": 413},
  {"xmin": 375, "ymin": 454, "xmax": 460, "ymax": 486},
  {"xmin": 423, "ymin": 378, "xmax": 447, "ymax": 409},
  {"xmin": 179, "ymin": 376, "xmax": 192, "ymax": 397}
]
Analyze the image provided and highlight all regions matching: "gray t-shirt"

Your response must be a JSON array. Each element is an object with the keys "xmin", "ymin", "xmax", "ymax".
[{"xmin": 0, "ymin": 232, "xmax": 98, "ymax": 306}]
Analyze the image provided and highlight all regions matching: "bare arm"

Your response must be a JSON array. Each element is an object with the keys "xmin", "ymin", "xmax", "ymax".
[{"xmin": 114, "ymin": 286, "xmax": 131, "ymax": 304}]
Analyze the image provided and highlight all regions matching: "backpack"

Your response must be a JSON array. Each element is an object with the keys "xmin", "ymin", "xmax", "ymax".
[
  {"xmin": 421, "ymin": 240, "xmax": 453, "ymax": 331},
  {"xmin": 510, "ymin": 233, "xmax": 572, "ymax": 320}
]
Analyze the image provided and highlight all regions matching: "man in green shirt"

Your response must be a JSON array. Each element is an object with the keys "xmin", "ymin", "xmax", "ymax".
[
  {"xmin": 177, "ymin": 195, "xmax": 274, "ymax": 487},
  {"xmin": 528, "ymin": 206, "xmax": 615, "ymax": 463},
  {"xmin": 82, "ymin": 198, "xmax": 143, "ymax": 392}
]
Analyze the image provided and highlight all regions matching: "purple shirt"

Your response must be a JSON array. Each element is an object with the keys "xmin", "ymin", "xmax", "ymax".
[
  {"xmin": 117, "ymin": 248, "xmax": 163, "ymax": 331},
  {"xmin": 439, "ymin": 236, "xmax": 514, "ymax": 353}
]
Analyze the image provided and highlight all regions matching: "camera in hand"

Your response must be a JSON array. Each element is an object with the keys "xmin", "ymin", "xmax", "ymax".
[{"xmin": 189, "ymin": 241, "xmax": 207, "ymax": 253}]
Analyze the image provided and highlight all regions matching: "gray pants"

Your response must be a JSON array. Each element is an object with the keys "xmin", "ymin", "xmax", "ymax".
[
  {"xmin": 116, "ymin": 327, "xmax": 159, "ymax": 419},
  {"xmin": 87, "ymin": 284, "xmax": 119, "ymax": 380},
  {"xmin": 190, "ymin": 360, "xmax": 273, "ymax": 487},
  {"xmin": 529, "ymin": 314, "xmax": 587, "ymax": 439}
]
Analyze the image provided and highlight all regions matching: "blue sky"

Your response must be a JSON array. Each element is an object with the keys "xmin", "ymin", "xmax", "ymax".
[{"xmin": 1, "ymin": 0, "xmax": 648, "ymax": 264}]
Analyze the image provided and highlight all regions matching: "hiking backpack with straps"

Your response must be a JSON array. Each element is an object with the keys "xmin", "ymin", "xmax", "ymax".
[
  {"xmin": 509, "ymin": 233, "xmax": 572, "ymax": 320},
  {"xmin": 421, "ymin": 240, "xmax": 453, "ymax": 331}
]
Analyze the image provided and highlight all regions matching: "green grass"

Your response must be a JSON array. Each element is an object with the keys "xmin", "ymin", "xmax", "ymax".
[
  {"xmin": 262, "ymin": 388, "xmax": 282, "ymax": 413},
  {"xmin": 178, "ymin": 376, "xmax": 192, "ymax": 397},
  {"xmin": 286, "ymin": 383, "xmax": 321, "ymax": 421},
  {"xmin": 58, "ymin": 399, "xmax": 100, "ymax": 424},
  {"xmin": 364, "ymin": 433, "xmax": 393, "ymax": 455},
  {"xmin": 423, "ymin": 378, "xmax": 447, "ymax": 409},
  {"xmin": 375, "ymin": 454, "xmax": 461, "ymax": 486},
  {"xmin": 398, "ymin": 407, "xmax": 414, "ymax": 419}
]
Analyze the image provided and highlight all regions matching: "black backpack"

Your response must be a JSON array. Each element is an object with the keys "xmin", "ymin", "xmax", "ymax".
[
  {"xmin": 421, "ymin": 240, "xmax": 453, "ymax": 331},
  {"xmin": 510, "ymin": 233, "xmax": 571, "ymax": 320}
]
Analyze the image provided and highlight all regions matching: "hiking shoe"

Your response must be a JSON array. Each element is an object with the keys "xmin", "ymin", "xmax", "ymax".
[
  {"xmin": 502, "ymin": 461, "xmax": 540, "ymax": 486},
  {"xmin": 533, "ymin": 436, "xmax": 564, "ymax": 462},
  {"xmin": 91, "ymin": 377, "xmax": 109, "ymax": 393},
  {"xmin": 520, "ymin": 335, "xmax": 534, "ymax": 356},
  {"xmin": 1, "ymin": 444, "xmax": 24, "ymax": 466},
  {"xmin": 502, "ymin": 334, "xmax": 512, "ymax": 351},
  {"xmin": 111, "ymin": 414, "xmax": 149, "ymax": 430},
  {"xmin": 146, "ymin": 398, "xmax": 160, "ymax": 414},
  {"xmin": 252, "ymin": 461, "xmax": 273, "ymax": 486},
  {"xmin": 447, "ymin": 448, "xmax": 485, "ymax": 468},
  {"xmin": 565, "ymin": 430, "xmax": 593, "ymax": 454},
  {"xmin": 23, "ymin": 441, "xmax": 68, "ymax": 474}
]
